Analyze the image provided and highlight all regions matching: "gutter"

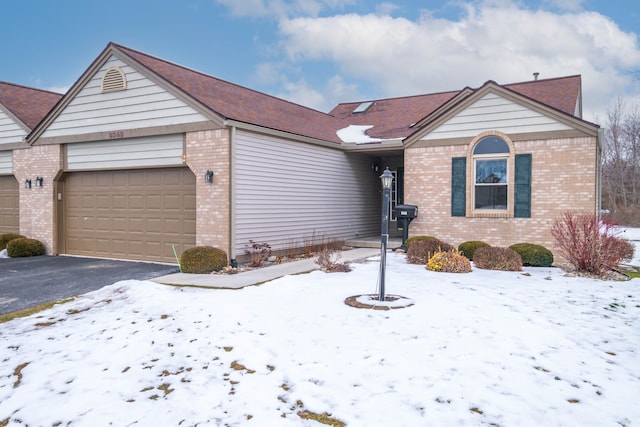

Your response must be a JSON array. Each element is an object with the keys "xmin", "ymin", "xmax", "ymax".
[
  {"xmin": 229, "ymin": 126, "xmax": 237, "ymax": 267},
  {"xmin": 596, "ymin": 127, "xmax": 604, "ymax": 215}
]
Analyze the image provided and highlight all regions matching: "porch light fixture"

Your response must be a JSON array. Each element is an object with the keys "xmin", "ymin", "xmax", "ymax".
[
  {"xmin": 378, "ymin": 167, "xmax": 394, "ymax": 301},
  {"xmin": 35, "ymin": 176, "xmax": 44, "ymax": 187},
  {"xmin": 24, "ymin": 179, "xmax": 32, "ymax": 189},
  {"xmin": 204, "ymin": 170, "xmax": 214, "ymax": 184}
]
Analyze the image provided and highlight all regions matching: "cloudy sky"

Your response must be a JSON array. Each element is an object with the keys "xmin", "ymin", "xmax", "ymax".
[{"xmin": 1, "ymin": 0, "xmax": 639, "ymax": 122}]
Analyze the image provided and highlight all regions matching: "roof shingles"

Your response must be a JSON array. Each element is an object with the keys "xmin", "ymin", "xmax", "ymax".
[
  {"xmin": 114, "ymin": 44, "xmax": 343, "ymax": 144},
  {"xmin": 0, "ymin": 81, "xmax": 62, "ymax": 130},
  {"xmin": 28, "ymin": 42, "xmax": 585, "ymax": 145}
]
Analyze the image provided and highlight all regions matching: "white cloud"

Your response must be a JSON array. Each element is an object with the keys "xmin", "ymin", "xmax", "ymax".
[
  {"xmin": 276, "ymin": 77, "xmax": 327, "ymax": 109},
  {"xmin": 275, "ymin": 1, "xmax": 640, "ymax": 121},
  {"xmin": 375, "ymin": 2, "xmax": 400, "ymax": 16},
  {"xmin": 46, "ymin": 85, "xmax": 70, "ymax": 94},
  {"xmin": 252, "ymin": 60, "xmax": 362, "ymax": 111},
  {"xmin": 542, "ymin": 0, "xmax": 585, "ymax": 11},
  {"xmin": 214, "ymin": 0, "xmax": 355, "ymax": 18}
]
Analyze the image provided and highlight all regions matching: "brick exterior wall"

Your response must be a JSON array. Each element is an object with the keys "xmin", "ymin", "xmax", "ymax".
[
  {"xmin": 405, "ymin": 135, "xmax": 598, "ymax": 257},
  {"xmin": 12, "ymin": 144, "xmax": 62, "ymax": 254},
  {"xmin": 185, "ymin": 129, "xmax": 231, "ymax": 256}
]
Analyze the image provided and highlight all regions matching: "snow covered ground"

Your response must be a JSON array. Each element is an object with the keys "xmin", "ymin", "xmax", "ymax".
[{"xmin": 1, "ymin": 239, "xmax": 639, "ymax": 426}]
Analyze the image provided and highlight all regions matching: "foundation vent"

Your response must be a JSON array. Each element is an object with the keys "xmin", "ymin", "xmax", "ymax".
[{"xmin": 101, "ymin": 67, "xmax": 127, "ymax": 93}]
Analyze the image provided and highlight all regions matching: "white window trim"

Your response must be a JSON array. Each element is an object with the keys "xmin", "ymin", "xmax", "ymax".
[{"xmin": 473, "ymin": 153, "xmax": 509, "ymax": 212}]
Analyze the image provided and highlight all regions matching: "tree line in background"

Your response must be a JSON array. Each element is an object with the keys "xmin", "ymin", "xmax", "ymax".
[{"xmin": 601, "ymin": 98, "xmax": 640, "ymax": 226}]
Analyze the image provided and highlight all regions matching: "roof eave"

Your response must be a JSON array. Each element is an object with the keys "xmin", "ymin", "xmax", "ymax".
[{"xmin": 226, "ymin": 119, "xmax": 343, "ymax": 148}]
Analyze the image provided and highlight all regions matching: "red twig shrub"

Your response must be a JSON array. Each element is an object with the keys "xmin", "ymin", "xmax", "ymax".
[
  {"xmin": 473, "ymin": 246, "xmax": 523, "ymax": 271},
  {"xmin": 406, "ymin": 239, "xmax": 455, "ymax": 265},
  {"xmin": 551, "ymin": 211, "xmax": 635, "ymax": 275}
]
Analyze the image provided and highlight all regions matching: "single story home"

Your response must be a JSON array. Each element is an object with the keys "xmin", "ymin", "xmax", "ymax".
[{"xmin": 1, "ymin": 42, "xmax": 601, "ymax": 264}]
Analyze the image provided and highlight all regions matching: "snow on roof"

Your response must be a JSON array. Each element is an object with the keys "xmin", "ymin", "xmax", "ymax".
[{"xmin": 336, "ymin": 124, "xmax": 395, "ymax": 144}]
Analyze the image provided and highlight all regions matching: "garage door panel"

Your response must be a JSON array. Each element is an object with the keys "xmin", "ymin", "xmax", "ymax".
[
  {"xmin": 146, "ymin": 194, "xmax": 163, "ymax": 210},
  {"xmin": 64, "ymin": 168, "xmax": 196, "ymax": 262},
  {"xmin": 0, "ymin": 176, "xmax": 19, "ymax": 233},
  {"xmin": 146, "ymin": 218, "xmax": 162, "ymax": 233},
  {"xmin": 184, "ymin": 219, "xmax": 196, "ymax": 235},
  {"xmin": 96, "ymin": 195, "xmax": 112, "ymax": 209},
  {"xmin": 81, "ymin": 194, "xmax": 95, "ymax": 208}
]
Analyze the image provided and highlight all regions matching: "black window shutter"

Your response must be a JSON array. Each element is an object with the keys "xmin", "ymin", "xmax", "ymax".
[
  {"xmin": 451, "ymin": 157, "xmax": 466, "ymax": 217},
  {"xmin": 514, "ymin": 154, "xmax": 532, "ymax": 218}
]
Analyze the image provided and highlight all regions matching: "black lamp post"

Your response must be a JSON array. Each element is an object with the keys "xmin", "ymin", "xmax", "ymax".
[{"xmin": 378, "ymin": 167, "xmax": 393, "ymax": 301}]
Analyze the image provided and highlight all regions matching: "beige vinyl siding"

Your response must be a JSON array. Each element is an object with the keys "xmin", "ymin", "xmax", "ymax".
[
  {"xmin": 0, "ymin": 151, "xmax": 12, "ymax": 174},
  {"xmin": 41, "ymin": 55, "xmax": 209, "ymax": 138},
  {"xmin": 0, "ymin": 109, "xmax": 26, "ymax": 145},
  {"xmin": 66, "ymin": 134, "xmax": 184, "ymax": 170},
  {"xmin": 234, "ymin": 130, "xmax": 379, "ymax": 252},
  {"xmin": 423, "ymin": 93, "xmax": 572, "ymax": 140}
]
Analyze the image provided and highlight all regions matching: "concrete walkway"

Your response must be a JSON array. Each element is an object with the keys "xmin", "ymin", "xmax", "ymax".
[{"xmin": 152, "ymin": 247, "xmax": 381, "ymax": 289}]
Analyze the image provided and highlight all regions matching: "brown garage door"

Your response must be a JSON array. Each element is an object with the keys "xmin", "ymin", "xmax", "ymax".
[
  {"xmin": 64, "ymin": 168, "xmax": 196, "ymax": 263},
  {"xmin": 0, "ymin": 175, "xmax": 19, "ymax": 234}
]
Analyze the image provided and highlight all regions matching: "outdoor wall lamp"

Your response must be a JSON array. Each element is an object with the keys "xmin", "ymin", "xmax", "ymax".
[
  {"xmin": 24, "ymin": 179, "xmax": 32, "ymax": 189},
  {"xmin": 204, "ymin": 170, "xmax": 214, "ymax": 184},
  {"xmin": 35, "ymin": 176, "xmax": 44, "ymax": 187}
]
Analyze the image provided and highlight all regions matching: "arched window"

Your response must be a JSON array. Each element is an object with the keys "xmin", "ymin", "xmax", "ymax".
[{"xmin": 473, "ymin": 136, "xmax": 509, "ymax": 210}]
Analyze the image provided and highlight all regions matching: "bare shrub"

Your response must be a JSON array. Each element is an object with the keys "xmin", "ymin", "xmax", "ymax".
[
  {"xmin": 551, "ymin": 211, "xmax": 635, "ymax": 275},
  {"xmin": 315, "ymin": 246, "xmax": 351, "ymax": 272},
  {"xmin": 473, "ymin": 246, "xmax": 523, "ymax": 271},
  {"xmin": 406, "ymin": 239, "xmax": 455, "ymax": 265},
  {"xmin": 244, "ymin": 240, "xmax": 272, "ymax": 267}
]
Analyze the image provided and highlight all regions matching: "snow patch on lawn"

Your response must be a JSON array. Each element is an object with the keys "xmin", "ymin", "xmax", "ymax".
[{"xmin": 1, "ymin": 252, "xmax": 639, "ymax": 426}]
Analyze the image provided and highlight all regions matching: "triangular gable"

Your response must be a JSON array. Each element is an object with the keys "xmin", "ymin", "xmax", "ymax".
[
  {"xmin": 32, "ymin": 51, "xmax": 214, "ymax": 144},
  {"xmin": 0, "ymin": 81, "xmax": 62, "ymax": 146},
  {"xmin": 0, "ymin": 106, "xmax": 28, "ymax": 145},
  {"xmin": 31, "ymin": 42, "xmax": 344, "ymax": 145},
  {"xmin": 405, "ymin": 81, "xmax": 598, "ymax": 146}
]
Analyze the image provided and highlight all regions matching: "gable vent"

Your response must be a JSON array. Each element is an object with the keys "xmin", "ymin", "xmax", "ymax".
[{"xmin": 101, "ymin": 67, "xmax": 127, "ymax": 93}]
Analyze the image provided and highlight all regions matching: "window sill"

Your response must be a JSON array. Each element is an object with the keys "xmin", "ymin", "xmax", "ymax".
[{"xmin": 471, "ymin": 210, "xmax": 511, "ymax": 219}]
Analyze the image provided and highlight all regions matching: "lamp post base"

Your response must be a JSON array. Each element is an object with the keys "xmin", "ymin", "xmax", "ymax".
[{"xmin": 344, "ymin": 294, "xmax": 415, "ymax": 310}]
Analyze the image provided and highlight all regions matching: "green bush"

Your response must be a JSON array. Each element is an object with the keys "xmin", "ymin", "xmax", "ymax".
[
  {"xmin": 0, "ymin": 233, "xmax": 25, "ymax": 250},
  {"xmin": 405, "ymin": 236, "xmax": 436, "ymax": 249},
  {"xmin": 180, "ymin": 246, "xmax": 228, "ymax": 274},
  {"xmin": 509, "ymin": 243, "xmax": 554, "ymax": 267},
  {"xmin": 406, "ymin": 238, "xmax": 455, "ymax": 265},
  {"xmin": 6, "ymin": 238, "xmax": 45, "ymax": 257},
  {"xmin": 427, "ymin": 249, "xmax": 472, "ymax": 273},
  {"xmin": 473, "ymin": 246, "xmax": 523, "ymax": 271},
  {"xmin": 458, "ymin": 241, "xmax": 490, "ymax": 261}
]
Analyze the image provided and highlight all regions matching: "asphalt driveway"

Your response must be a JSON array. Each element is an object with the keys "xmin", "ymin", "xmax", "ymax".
[{"xmin": 0, "ymin": 256, "xmax": 179, "ymax": 315}]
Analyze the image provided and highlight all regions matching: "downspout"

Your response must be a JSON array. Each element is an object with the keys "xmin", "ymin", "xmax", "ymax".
[
  {"xmin": 596, "ymin": 127, "xmax": 604, "ymax": 216},
  {"xmin": 229, "ymin": 126, "xmax": 237, "ymax": 267}
]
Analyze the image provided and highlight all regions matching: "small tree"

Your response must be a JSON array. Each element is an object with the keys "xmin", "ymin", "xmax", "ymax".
[{"xmin": 551, "ymin": 211, "xmax": 634, "ymax": 275}]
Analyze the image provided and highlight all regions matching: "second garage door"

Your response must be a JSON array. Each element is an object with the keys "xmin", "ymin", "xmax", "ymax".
[
  {"xmin": 0, "ymin": 175, "xmax": 19, "ymax": 234},
  {"xmin": 63, "ymin": 168, "xmax": 196, "ymax": 263}
]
